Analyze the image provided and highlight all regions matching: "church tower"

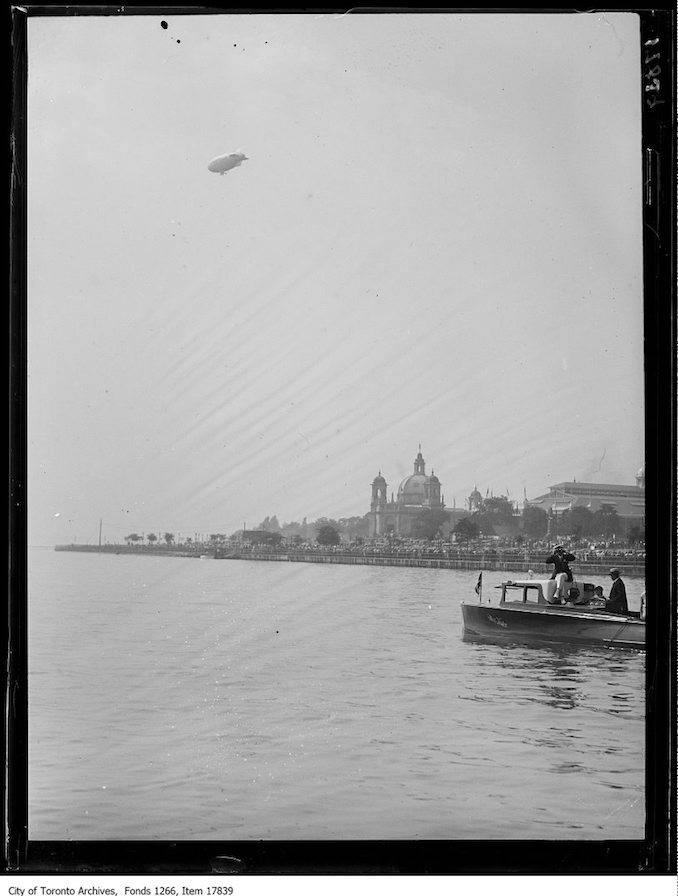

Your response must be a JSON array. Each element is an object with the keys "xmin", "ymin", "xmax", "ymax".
[
  {"xmin": 370, "ymin": 471, "xmax": 388, "ymax": 536},
  {"xmin": 425, "ymin": 469, "xmax": 443, "ymax": 507}
]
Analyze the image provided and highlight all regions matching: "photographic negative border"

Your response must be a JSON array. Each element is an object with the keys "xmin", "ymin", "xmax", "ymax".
[{"xmin": 7, "ymin": 2, "xmax": 676, "ymax": 876}]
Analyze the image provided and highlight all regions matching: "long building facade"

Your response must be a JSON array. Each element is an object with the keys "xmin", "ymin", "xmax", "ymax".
[{"xmin": 525, "ymin": 467, "xmax": 645, "ymax": 534}]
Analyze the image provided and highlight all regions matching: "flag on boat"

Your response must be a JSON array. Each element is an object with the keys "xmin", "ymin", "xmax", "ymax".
[{"xmin": 475, "ymin": 572, "xmax": 483, "ymax": 598}]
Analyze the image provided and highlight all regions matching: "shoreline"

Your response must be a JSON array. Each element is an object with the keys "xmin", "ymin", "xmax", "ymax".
[{"xmin": 53, "ymin": 544, "xmax": 646, "ymax": 578}]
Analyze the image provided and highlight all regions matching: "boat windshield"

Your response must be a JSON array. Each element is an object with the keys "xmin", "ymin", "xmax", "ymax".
[{"xmin": 503, "ymin": 583, "xmax": 545, "ymax": 604}]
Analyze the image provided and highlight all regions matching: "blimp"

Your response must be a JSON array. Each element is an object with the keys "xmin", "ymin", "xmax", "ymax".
[{"xmin": 207, "ymin": 150, "xmax": 249, "ymax": 175}]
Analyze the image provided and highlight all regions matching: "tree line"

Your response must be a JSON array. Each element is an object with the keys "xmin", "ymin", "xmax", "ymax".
[{"xmin": 123, "ymin": 500, "xmax": 642, "ymax": 550}]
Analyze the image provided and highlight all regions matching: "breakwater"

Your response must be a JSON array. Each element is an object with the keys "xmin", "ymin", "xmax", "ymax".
[
  {"xmin": 54, "ymin": 544, "xmax": 198, "ymax": 558},
  {"xmin": 53, "ymin": 544, "xmax": 646, "ymax": 577}
]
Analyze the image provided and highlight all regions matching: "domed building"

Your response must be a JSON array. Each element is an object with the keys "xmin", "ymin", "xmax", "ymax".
[
  {"xmin": 368, "ymin": 447, "xmax": 447, "ymax": 537},
  {"xmin": 468, "ymin": 485, "xmax": 483, "ymax": 512}
]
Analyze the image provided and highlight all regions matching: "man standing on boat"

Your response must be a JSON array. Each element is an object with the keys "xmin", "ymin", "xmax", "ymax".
[
  {"xmin": 604, "ymin": 568, "xmax": 628, "ymax": 614},
  {"xmin": 546, "ymin": 544, "xmax": 576, "ymax": 602}
]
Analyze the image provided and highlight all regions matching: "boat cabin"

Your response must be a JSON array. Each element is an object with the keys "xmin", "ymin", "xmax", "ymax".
[{"xmin": 499, "ymin": 578, "xmax": 596, "ymax": 606}]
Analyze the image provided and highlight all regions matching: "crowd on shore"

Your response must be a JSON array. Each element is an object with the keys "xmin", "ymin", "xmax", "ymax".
[
  {"xmin": 61, "ymin": 536, "xmax": 646, "ymax": 568},
  {"xmin": 222, "ymin": 537, "xmax": 646, "ymax": 565}
]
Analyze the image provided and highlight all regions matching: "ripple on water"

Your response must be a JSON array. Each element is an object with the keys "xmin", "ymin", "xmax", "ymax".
[{"xmin": 29, "ymin": 554, "xmax": 645, "ymax": 840}]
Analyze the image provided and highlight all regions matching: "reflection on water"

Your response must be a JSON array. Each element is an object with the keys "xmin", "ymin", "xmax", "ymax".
[
  {"xmin": 29, "ymin": 553, "xmax": 645, "ymax": 841},
  {"xmin": 464, "ymin": 638, "xmax": 644, "ymax": 716}
]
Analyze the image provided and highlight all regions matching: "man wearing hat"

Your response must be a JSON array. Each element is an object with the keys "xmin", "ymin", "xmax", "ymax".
[
  {"xmin": 605, "ymin": 568, "xmax": 628, "ymax": 614},
  {"xmin": 546, "ymin": 544, "xmax": 576, "ymax": 602}
]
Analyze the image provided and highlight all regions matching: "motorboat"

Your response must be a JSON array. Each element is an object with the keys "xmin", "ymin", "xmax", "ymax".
[{"xmin": 461, "ymin": 577, "xmax": 645, "ymax": 650}]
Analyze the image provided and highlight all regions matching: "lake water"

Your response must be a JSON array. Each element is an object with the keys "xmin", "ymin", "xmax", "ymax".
[{"xmin": 28, "ymin": 549, "xmax": 646, "ymax": 840}]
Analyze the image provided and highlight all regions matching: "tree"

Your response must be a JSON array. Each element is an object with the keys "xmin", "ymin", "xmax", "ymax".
[
  {"xmin": 482, "ymin": 496, "xmax": 514, "ymax": 521},
  {"xmin": 125, "ymin": 533, "xmax": 142, "ymax": 545},
  {"xmin": 147, "ymin": 533, "xmax": 158, "ymax": 546},
  {"xmin": 521, "ymin": 505, "xmax": 548, "ymax": 538},
  {"xmin": 337, "ymin": 515, "xmax": 370, "ymax": 540},
  {"xmin": 316, "ymin": 525, "xmax": 340, "ymax": 546},
  {"xmin": 315, "ymin": 517, "xmax": 341, "ymax": 531},
  {"xmin": 164, "ymin": 532, "xmax": 175, "ymax": 546},
  {"xmin": 471, "ymin": 496, "xmax": 517, "ymax": 537},
  {"xmin": 454, "ymin": 517, "xmax": 480, "ymax": 542},
  {"xmin": 593, "ymin": 504, "xmax": 622, "ymax": 538},
  {"xmin": 412, "ymin": 509, "xmax": 450, "ymax": 540},
  {"xmin": 571, "ymin": 505, "xmax": 594, "ymax": 537},
  {"xmin": 281, "ymin": 520, "xmax": 303, "ymax": 539},
  {"xmin": 628, "ymin": 525, "xmax": 644, "ymax": 545},
  {"xmin": 473, "ymin": 512, "xmax": 497, "ymax": 536},
  {"xmin": 560, "ymin": 506, "xmax": 594, "ymax": 541}
]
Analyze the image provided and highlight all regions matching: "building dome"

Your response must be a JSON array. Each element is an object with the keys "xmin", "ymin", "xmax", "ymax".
[
  {"xmin": 468, "ymin": 484, "xmax": 483, "ymax": 512},
  {"xmin": 397, "ymin": 473, "xmax": 428, "ymax": 504},
  {"xmin": 368, "ymin": 447, "xmax": 444, "ymax": 536}
]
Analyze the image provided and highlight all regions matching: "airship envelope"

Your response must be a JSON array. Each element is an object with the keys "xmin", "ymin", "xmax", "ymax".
[{"xmin": 207, "ymin": 151, "xmax": 249, "ymax": 175}]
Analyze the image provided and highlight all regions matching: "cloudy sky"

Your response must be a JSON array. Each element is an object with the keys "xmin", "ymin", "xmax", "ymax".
[{"xmin": 27, "ymin": 11, "xmax": 644, "ymax": 545}]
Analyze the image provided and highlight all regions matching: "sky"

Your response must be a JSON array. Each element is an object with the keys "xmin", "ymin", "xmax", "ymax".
[{"xmin": 26, "ymin": 11, "xmax": 645, "ymax": 546}]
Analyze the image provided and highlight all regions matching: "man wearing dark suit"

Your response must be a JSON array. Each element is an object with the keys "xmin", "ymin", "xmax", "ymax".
[
  {"xmin": 546, "ymin": 544, "xmax": 576, "ymax": 579},
  {"xmin": 605, "ymin": 567, "xmax": 628, "ymax": 614},
  {"xmin": 546, "ymin": 545, "xmax": 576, "ymax": 602}
]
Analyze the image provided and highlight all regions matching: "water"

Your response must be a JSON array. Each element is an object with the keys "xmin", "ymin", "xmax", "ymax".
[{"xmin": 28, "ymin": 549, "xmax": 645, "ymax": 840}]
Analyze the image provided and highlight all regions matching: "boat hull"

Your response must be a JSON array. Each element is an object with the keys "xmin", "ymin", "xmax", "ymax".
[{"xmin": 461, "ymin": 602, "xmax": 645, "ymax": 650}]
